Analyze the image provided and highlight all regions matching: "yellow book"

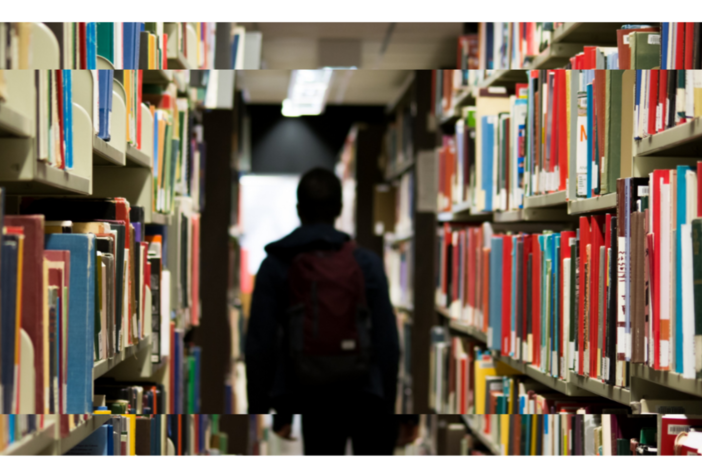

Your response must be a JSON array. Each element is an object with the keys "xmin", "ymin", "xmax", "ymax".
[
  {"xmin": 530, "ymin": 415, "xmax": 537, "ymax": 455},
  {"xmin": 500, "ymin": 415, "xmax": 510, "ymax": 455},
  {"xmin": 149, "ymin": 34, "xmax": 156, "ymax": 70},
  {"xmin": 473, "ymin": 355, "xmax": 520, "ymax": 414},
  {"xmin": 126, "ymin": 414, "xmax": 137, "ymax": 455},
  {"xmin": 14, "ymin": 233, "xmax": 24, "ymax": 414}
]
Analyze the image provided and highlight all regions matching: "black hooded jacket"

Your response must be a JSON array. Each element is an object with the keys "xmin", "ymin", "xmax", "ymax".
[{"xmin": 245, "ymin": 223, "xmax": 400, "ymax": 414}]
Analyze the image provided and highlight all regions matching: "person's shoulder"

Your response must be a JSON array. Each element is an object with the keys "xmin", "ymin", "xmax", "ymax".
[{"xmin": 352, "ymin": 245, "xmax": 384, "ymax": 275}]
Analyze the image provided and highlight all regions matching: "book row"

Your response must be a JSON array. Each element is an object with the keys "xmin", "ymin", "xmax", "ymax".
[
  {"xmin": 0, "ymin": 22, "xmax": 248, "ymax": 70},
  {"xmin": 435, "ymin": 69, "xmax": 702, "ymax": 215},
  {"xmin": 0, "ymin": 193, "xmax": 201, "ymax": 414},
  {"xmin": 460, "ymin": 23, "xmax": 701, "ymax": 70},
  {"xmin": 0, "ymin": 414, "xmax": 229, "ymax": 455},
  {"xmin": 462, "ymin": 414, "xmax": 700, "ymax": 456},
  {"xmin": 436, "ymin": 170, "xmax": 702, "ymax": 390}
]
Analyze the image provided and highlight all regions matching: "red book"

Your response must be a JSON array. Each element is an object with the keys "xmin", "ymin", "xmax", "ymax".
[
  {"xmin": 578, "ymin": 216, "xmax": 591, "ymax": 375},
  {"xmin": 162, "ymin": 33, "xmax": 168, "ymax": 70},
  {"xmin": 647, "ymin": 70, "xmax": 659, "ymax": 136},
  {"xmin": 583, "ymin": 46, "xmax": 596, "ymax": 69},
  {"xmin": 44, "ymin": 250, "xmax": 70, "ymax": 416},
  {"xmin": 502, "ymin": 235, "xmax": 512, "ymax": 355},
  {"xmin": 441, "ymin": 223, "xmax": 450, "ymax": 301},
  {"xmin": 515, "ymin": 83, "xmax": 528, "ymax": 98},
  {"xmin": 685, "ymin": 22, "xmax": 695, "ymax": 69},
  {"xmin": 467, "ymin": 228, "xmax": 475, "ymax": 316},
  {"xmin": 483, "ymin": 247, "xmax": 490, "ymax": 334},
  {"xmin": 651, "ymin": 170, "xmax": 669, "ymax": 370},
  {"xmin": 697, "ymin": 161, "xmax": 702, "ymax": 217},
  {"xmin": 191, "ymin": 214, "xmax": 201, "ymax": 326},
  {"xmin": 660, "ymin": 416, "xmax": 702, "ymax": 455},
  {"xmin": 5, "ymin": 215, "xmax": 46, "ymax": 413},
  {"xmin": 522, "ymin": 234, "xmax": 531, "ymax": 361},
  {"xmin": 658, "ymin": 71, "xmax": 668, "ymax": 133},
  {"xmin": 675, "ymin": 23, "xmax": 686, "ymax": 70},
  {"xmin": 532, "ymin": 234, "xmax": 541, "ymax": 367},
  {"xmin": 79, "ymin": 23, "xmax": 87, "ymax": 69},
  {"xmin": 55, "ymin": 70, "xmax": 65, "ymax": 169},
  {"xmin": 557, "ymin": 69, "xmax": 568, "ymax": 191},
  {"xmin": 452, "ymin": 229, "xmax": 459, "ymax": 304},
  {"xmin": 559, "ymin": 231, "xmax": 576, "ymax": 376}
]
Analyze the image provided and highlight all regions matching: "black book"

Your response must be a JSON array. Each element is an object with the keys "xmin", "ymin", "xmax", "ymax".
[{"xmin": 606, "ymin": 217, "xmax": 618, "ymax": 385}]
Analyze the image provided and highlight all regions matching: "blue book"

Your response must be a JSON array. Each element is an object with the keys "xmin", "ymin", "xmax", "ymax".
[
  {"xmin": 123, "ymin": 23, "xmax": 135, "ymax": 70},
  {"xmin": 541, "ymin": 234, "xmax": 549, "ymax": 367},
  {"xmin": 135, "ymin": 23, "xmax": 144, "ymax": 69},
  {"xmin": 552, "ymin": 234, "xmax": 560, "ymax": 377},
  {"xmin": 489, "ymin": 236, "xmax": 503, "ymax": 350},
  {"xmin": 105, "ymin": 424, "xmax": 114, "ymax": 455},
  {"xmin": 586, "ymin": 83, "xmax": 593, "ymax": 197},
  {"xmin": 482, "ymin": 116, "xmax": 495, "ymax": 212},
  {"xmin": 231, "ymin": 33, "xmax": 240, "ymax": 69},
  {"xmin": 193, "ymin": 346, "xmax": 201, "ymax": 413},
  {"xmin": 62, "ymin": 70, "xmax": 73, "ymax": 169},
  {"xmin": 65, "ymin": 425, "xmax": 109, "ymax": 455},
  {"xmin": 87, "ymin": 23, "xmax": 97, "ymax": 70},
  {"xmin": 97, "ymin": 70, "xmax": 114, "ymax": 141},
  {"xmin": 1, "ymin": 234, "xmax": 19, "ymax": 414},
  {"xmin": 676, "ymin": 166, "xmax": 691, "ymax": 373},
  {"xmin": 45, "ymin": 233, "xmax": 96, "ymax": 414},
  {"xmin": 9, "ymin": 415, "xmax": 15, "ymax": 443},
  {"xmin": 661, "ymin": 23, "xmax": 669, "ymax": 70}
]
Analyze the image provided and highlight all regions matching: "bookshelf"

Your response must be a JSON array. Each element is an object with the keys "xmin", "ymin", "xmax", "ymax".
[
  {"xmin": 93, "ymin": 134, "xmax": 126, "ymax": 166},
  {"xmin": 461, "ymin": 415, "xmax": 500, "ymax": 455},
  {"xmin": 551, "ymin": 23, "xmax": 622, "ymax": 45},
  {"xmin": 431, "ymin": 67, "xmax": 702, "ymax": 419}
]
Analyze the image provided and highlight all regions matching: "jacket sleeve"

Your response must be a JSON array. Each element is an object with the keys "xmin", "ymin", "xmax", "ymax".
[
  {"xmin": 357, "ymin": 249, "xmax": 400, "ymax": 413},
  {"xmin": 245, "ymin": 256, "xmax": 281, "ymax": 414}
]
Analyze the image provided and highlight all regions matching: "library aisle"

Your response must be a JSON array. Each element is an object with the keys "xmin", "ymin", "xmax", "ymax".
[{"xmin": 2, "ymin": 21, "xmax": 702, "ymax": 457}]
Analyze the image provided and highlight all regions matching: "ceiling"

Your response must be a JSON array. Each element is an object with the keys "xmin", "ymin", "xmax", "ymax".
[
  {"xmin": 237, "ymin": 23, "xmax": 463, "ymax": 69},
  {"xmin": 237, "ymin": 70, "xmax": 413, "ymax": 106}
]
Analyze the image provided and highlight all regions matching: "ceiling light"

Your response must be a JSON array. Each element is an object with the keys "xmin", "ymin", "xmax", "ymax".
[{"xmin": 281, "ymin": 70, "xmax": 333, "ymax": 117}]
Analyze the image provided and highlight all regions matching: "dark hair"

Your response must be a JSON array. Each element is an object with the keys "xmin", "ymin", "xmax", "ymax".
[{"xmin": 297, "ymin": 167, "xmax": 342, "ymax": 224}]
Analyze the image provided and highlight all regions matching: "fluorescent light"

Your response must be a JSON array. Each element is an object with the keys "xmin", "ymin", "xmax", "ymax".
[{"xmin": 281, "ymin": 70, "xmax": 333, "ymax": 117}]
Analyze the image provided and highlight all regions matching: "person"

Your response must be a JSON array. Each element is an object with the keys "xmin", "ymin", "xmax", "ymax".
[{"xmin": 245, "ymin": 167, "xmax": 416, "ymax": 454}]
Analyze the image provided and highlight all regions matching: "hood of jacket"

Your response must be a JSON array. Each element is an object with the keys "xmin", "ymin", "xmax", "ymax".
[{"xmin": 264, "ymin": 223, "xmax": 351, "ymax": 259}]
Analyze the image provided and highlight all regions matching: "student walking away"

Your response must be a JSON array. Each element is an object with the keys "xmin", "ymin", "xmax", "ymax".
[
  {"xmin": 273, "ymin": 414, "xmax": 421, "ymax": 455},
  {"xmin": 245, "ymin": 167, "xmax": 401, "ymax": 417}
]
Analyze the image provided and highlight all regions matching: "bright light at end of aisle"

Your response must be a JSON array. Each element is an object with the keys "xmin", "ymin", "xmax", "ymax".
[{"xmin": 281, "ymin": 70, "xmax": 334, "ymax": 117}]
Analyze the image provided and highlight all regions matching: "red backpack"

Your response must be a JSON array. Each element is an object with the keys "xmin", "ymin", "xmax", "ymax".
[{"xmin": 285, "ymin": 241, "xmax": 373, "ymax": 386}]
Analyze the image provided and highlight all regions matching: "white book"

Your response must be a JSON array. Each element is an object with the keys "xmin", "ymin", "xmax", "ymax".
[
  {"xmin": 682, "ymin": 223, "xmax": 696, "ymax": 379},
  {"xmin": 563, "ymin": 257, "xmax": 572, "ymax": 375}
]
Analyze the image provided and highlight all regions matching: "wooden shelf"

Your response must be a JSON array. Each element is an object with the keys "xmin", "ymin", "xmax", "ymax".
[
  {"xmin": 0, "ymin": 158, "xmax": 92, "ymax": 196},
  {"xmin": 1, "ymin": 421, "xmax": 56, "ymax": 456},
  {"xmin": 437, "ymin": 201, "xmax": 491, "ymax": 223},
  {"xmin": 496, "ymin": 354, "xmax": 594, "ymax": 397},
  {"xmin": 143, "ymin": 70, "xmax": 173, "ymax": 85},
  {"xmin": 93, "ymin": 335, "xmax": 152, "ymax": 380},
  {"xmin": 568, "ymin": 371, "xmax": 632, "ymax": 406},
  {"xmin": 476, "ymin": 70, "xmax": 528, "ymax": 91},
  {"xmin": 630, "ymin": 364, "xmax": 702, "ymax": 399},
  {"xmin": 528, "ymin": 43, "xmax": 584, "ymax": 69},
  {"xmin": 449, "ymin": 321, "xmax": 488, "ymax": 343},
  {"xmin": 167, "ymin": 51, "xmax": 192, "ymax": 70},
  {"xmin": 0, "ymin": 103, "xmax": 33, "ymax": 138},
  {"xmin": 568, "ymin": 193, "xmax": 618, "ymax": 215},
  {"xmin": 93, "ymin": 134, "xmax": 126, "ymax": 166},
  {"xmin": 494, "ymin": 207, "xmax": 572, "ymax": 223},
  {"xmin": 634, "ymin": 118, "xmax": 702, "ymax": 157},
  {"xmin": 523, "ymin": 191, "xmax": 567, "ymax": 208},
  {"xmin": 462, "ymin": 416, "xmax": 500, "ymax": 455},
  {"xmin": 552, "ymin": 22, "xmax": 623, "ymax": 46},
  {"xmin": 126, "ymin": 144, "xmax": 152, "ymax": 168}
]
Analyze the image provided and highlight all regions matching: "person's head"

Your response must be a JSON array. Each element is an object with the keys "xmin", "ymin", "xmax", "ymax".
[{"xmin": 296, "ymin": 167, "xmax": 342, "ymax": 226}]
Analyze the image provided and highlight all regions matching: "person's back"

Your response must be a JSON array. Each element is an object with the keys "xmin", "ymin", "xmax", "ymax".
[{"xmin": 245, "ymin": 168, "xmax": 400, "ymax": 419}]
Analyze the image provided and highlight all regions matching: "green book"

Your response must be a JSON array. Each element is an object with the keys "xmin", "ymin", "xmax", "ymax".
[
  {"xmin": 630, "ymin": 32, "xmax": 660, "ymax": 70},
  {"xmin": 187, "ymin": 355, "xmax": 196, "ymax": 414},
  {"xmin": 616, "ymin": 438, "xmax": 631, "ymax": 455},
  {"xmin": 96, "ymin": 22, "xmax": 114, "ymax": 64},
  {"xmin": 692, "ymin": 219, "xmax": 702, "ymax": 379}
]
